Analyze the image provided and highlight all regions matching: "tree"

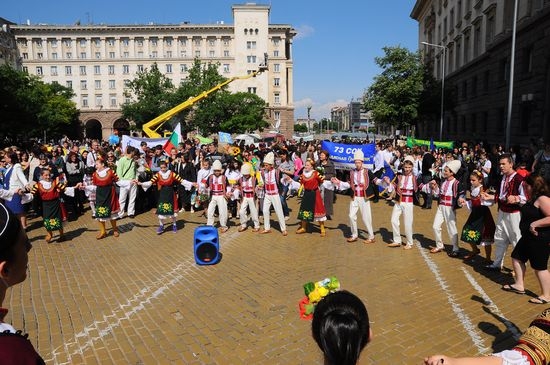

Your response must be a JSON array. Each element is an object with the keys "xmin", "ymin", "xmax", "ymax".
[
  {"xmin": 0, "ymin": 64, "xmax": 79, "ymax": 142},
  {"xmin": 294, "ymin": 124, "xmax": 308, "ymax": 133},
  {"xmin": 363, "ymin": 46, "xmax": 423, "ymax": 130}
]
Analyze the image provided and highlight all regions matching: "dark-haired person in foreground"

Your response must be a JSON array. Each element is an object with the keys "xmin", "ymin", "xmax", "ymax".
[
  {"xmin": 0, "ymin": 203, "xmax": 45, "ymax": 364},
  {"xmin": 312, "ymin": 291, "xmax": 371, "ymax": 365}
]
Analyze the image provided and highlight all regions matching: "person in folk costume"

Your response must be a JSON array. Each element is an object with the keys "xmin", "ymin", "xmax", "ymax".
[
  {"xmin": 283, "ymin": 158, "xmax": 328, "ymax": 236},
  {"xmin": 2, "ymin": 152, "xmax": 31, "ymax": 230},
  {"xmin": 482, "ymin": 153, "xmax": 527, "ymax": 271},
  {"xmin": 139, "ymin": 160, "xmax": 194, "ymax": 235},
  {"xmin": 236, "ymin": 163, "xmax": 260, "ymax": 232},
  {"xmin": 331, "ymin": 149, "xmax": 385, "ymax": 244},
  {"xmin": 458, "ymin": 170, "xmax": 495, "ymax": 261},
  {"xmin": 258, "ymin": 151, "xmax": 288, "ymax": 236},
  {"xmin": 225, "ymin": 158, "xmax": 242, "ymax": 219},
  {"xmin": 426, "ymin": 160, "xmax": 465, "ymax": 257},
  {"xmin": 205, "ymin": 160, "xmax": 230, "ymax": 233},
  {"xmin": 194, "ymin": 159, "xmax": 212, "ymax": 214},
  {"xmin": 29, "ymin": 168, "xmax": 77, "ymax": 243},
  {"xmin": 81, "ymin": 155, "xmax": 121, "ymax": 239},
  {"xmin": 385, "ymin": 156, "xmax": 419, "ymax": 249}
]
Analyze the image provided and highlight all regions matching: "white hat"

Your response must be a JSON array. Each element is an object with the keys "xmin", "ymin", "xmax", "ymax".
[
  {"xmin": 353, "ymin": 149, "xmax": 364, "ymax": 161},
  {"xmin": 263, "ymin": 152, "xmax": 275, "ymax": 165},
  {"xmin": 446, "ymin": 160, "xmax": 461, "ymax": 175},
  {"xmin": 241, "ymin": 163, "xmax": 251, "ymax": 175},
  {"xmin": 403, "ymin": 155, "xmax": 415, "ymax": 164},
  {"xmin": 212, "ymin": 160, "xmax": 223, "ymax": 171}
]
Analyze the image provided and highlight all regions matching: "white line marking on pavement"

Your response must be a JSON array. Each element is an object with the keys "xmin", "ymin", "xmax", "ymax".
[
  {"xmin": 415, "ymin": 241, "xmax": 490, "ymax": 354},
  {"xmin": 461, "ymin": 267, "xmax": 522, "ymax": 340},
  {"xmin": 45, "ymin": 228, "xmax": 240, "ymax": 364}
]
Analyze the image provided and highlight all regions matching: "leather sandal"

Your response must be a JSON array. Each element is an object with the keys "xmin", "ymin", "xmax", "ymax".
[{"xmin": 430, "ymin": 247, "xmax": 443, "ymax": 254}]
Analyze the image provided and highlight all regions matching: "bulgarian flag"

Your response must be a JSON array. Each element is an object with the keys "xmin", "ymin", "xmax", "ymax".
[{"xmin": 162, "ymin": 122, "xmax": 183, "ymax": 155}]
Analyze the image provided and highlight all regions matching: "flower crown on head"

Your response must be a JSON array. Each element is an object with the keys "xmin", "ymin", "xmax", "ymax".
[{"xmin": 298, "ymin": 276, "xmax": 340, "ymax": 320}]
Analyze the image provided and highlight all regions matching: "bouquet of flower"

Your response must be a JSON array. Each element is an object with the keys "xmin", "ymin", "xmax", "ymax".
[
  {"xmin": 315, "ymin": 166, "xmax": 325, "ymax": 176},
  {"xmin": 298, "ymin": 276, "xmax": 340, "ymax": 320}
]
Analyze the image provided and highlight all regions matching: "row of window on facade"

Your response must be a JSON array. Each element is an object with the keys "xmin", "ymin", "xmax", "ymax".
[
  {"xmin": 31, "ymin": 63, "xmax": 282, "ymax": 77},
  {"xmin": 17, "ymin": 36, "xmax": 281, "ymax": 49}
]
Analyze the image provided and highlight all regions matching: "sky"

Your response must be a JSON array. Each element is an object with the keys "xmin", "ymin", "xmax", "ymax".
[{"xmin": 2, "ymin": 0, "xmax": 419, "ymax": 121}]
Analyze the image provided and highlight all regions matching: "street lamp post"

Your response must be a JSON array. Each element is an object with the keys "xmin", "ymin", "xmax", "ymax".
[
  {"xmin": 505, "ymin": 0, "xmax": 519, "ymax": 151},
  {"xmin": 422, "ymin": 41, "xmax": 446, "ymax": 141},
  {"xmin": 307, "ymin": 105, "xmax": 312, "ymax": 134}
]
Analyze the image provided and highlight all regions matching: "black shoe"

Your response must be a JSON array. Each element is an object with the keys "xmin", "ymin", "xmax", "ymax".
[
  {"xmin": 128, "ymin": 215, "xmax": 135, "ymax": 219},
  {"xmin": 447, "ymin": 251, "xmax": 460, "ymax": 258},
  {"xmin": 484, "ymin": 264, "xmax": 501, "ymax": 271},
  {"xmin": 326, "ymin": 215, "xmax": 332, "ymax": 220}
]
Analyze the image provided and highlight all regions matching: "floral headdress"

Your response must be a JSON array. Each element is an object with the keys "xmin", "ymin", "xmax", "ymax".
[{"xmin": 298, "ymin": 276, "xmax": 340, "ymax": 320}]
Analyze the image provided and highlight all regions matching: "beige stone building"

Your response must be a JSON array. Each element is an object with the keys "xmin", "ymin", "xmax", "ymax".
[
  {"xmin": 411, "ymin": 0, "xmax": 550, "ymax": 146},
  {"xmin": 10, "ymin": 3, "xmax": 295, "ymax": 140},
  {"xmin": 0, "ymin": 18, "xmax": 18, "ymax": 68}
]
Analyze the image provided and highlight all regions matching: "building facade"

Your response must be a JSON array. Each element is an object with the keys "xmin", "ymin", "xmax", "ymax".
[
  {"xmin": 411, "ymin": 0, "xmax": 550, "ymax": 146},
  {"xmin": 9, "ymin": 3, "xmax": 296, "ymax": 140},
  {"xmin": 0, "ymin": 18, "xmax": 18, "ymax": 67}
]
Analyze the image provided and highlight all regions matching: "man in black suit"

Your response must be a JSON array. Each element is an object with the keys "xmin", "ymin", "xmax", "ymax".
[
  {"xmin": 172, "ymin": 152, "xmax": 197, "ymax": 212},
  {"xmin": 420, "ymin": 146, "xmax": 436, "ymax": 209}
]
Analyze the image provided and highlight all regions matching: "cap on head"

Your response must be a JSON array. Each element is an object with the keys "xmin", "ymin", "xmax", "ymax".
[
  {"xmin": 353, "ymin": 149, "xmax": 364, "ymax": 162},
  {"xmin": 212, "ymin": 160, "xmax": 222, "ymax": 171},
  {"xmin": 447, "ymin": 160, "xmax": 461, "ymax": 175},
  {"xmin": 240, "ymin": 164, "xmax": 251, "ymax": 175},
  {"xmin": 403, "ymin": 155, "xmax": 415, "ymax": 164},
  {"xmin": 263, "ymin": 152, "xmax": 275, "ymax": 165}
]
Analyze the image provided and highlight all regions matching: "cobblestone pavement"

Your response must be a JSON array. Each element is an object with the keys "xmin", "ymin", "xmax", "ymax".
[{"xmin": 8, "ymin": 196, "xmax": 545, "ymax": 364}]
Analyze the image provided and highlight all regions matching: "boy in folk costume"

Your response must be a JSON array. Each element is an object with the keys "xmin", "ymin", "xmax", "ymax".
[
  {"xmin": 205, "ymin": 160, "xmax": 229, "ymax": 233},
  {"xmin": 139, "ymin": 160, "xmax": 194, "ymax": 234},
  {"xmin": 258, "ymin": 152, "xmax": 288, "ymax": 236},
  {"xmin": 331, "ymin": 149, "xmax": 384, "ymax": 244},
  {"xmin": 236, "ymin": 163, "xmax": 260, "ymax": 232},
  {"xmin": 30, "ymin": 168, "xmax": 75, "ymax": 243},
  {"xmin": 385, "ymin": 156, "xmax": 418, "ymax": 249},
  {"xmin": 428, "ymin": 160, "xmax": 465, "ymax": 256}
]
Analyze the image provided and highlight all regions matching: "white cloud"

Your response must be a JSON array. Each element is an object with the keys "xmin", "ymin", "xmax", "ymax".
[
  {"xmin": 294, "ymin": 24, "xmax": 314, "ymax": 40},
  {"xmin": 294, "ymin": 98, "xmax": 349, "ymax": 120}
]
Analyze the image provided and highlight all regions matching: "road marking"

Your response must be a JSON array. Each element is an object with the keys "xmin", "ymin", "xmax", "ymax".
[
  {"xmin": 415, "ymin": 241, "xmax": 490, "ymax": 354},
  {"xmin": 461, "ymin": 267, "xmax": 522, "ymax": 341},
  {"xmin": 45, "ymin": 227, "xmax": 240, "ymax": 364}
]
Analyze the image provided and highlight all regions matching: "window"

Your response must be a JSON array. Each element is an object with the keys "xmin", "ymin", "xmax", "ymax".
[
  {"xmin": 94, "ymin": 65, "xmax": 101, "ymax": 75},
  {"xmin": 66, "ymin": 52, "xmax": 72, "ymax": 59},
  {"xmin": 93, "ymin": 38, "xmax": 100, "ymax": 47},
  {"xmin": 273, "ymin": 38, "xmax": 280, "ymax": 47},
  {"xmin": 37, "ymin": 53, "xmax": 43, "ymax": 59},
  {"xmin": 35, "ymin": 39, "xmax": 42, "ymax": 47},
  {"xmin": 274, "ymin": 78, "xmax": 280, "ymax": 86},
  {"xmin": 108, "ymin": 65, "xmax": 115, "ymax": 75},
  {"xmin": 486, "ymin": 12, "xmax": 496, "ymax": 44},
  {"xmin": 274, "ymin": 64, "xmax": 280, "ymax": 72},
  {"xmin": 165, "ymin": 38, "xmax": 172, "ymax": 46},
  {"xmin": 473, "ymin": 22, "xmax": 481, "ymax": 58},
  {"xmin": 179, "ymin": 37, "xmax": 187, "ymax": 46},
  {"xmin": 247, "ymin": 55, "xmax": 257, "ymax": 63},
  {"xmin": 273, "ymin": 50, "xmax": 279, "ymax": 57},
  {"xmin": 136, "ymin": 39, "xmax": 144, "ymax": 46},
  {"xmin": 463, "ymin": 30, "xmax": 470, "ymax": 63},
  {"xmin": 461, "ymin": 80, "xmax": 467, "ymax": 99},
  {"xmin": 499, "ymin": 58, "xmax": 509, "ymax": 83},
  {"xmin": 223, "ymin": 50, "xmax": 229, "ymax": 57},
  {"xmin": 66, "ymin": 81, "xmax": 72, "ymax": 89},
  {"xmin": 195, "ymin": 50, "xmax": 200, "ymax": 57},
  {"xmin": 151, "ymin": 51, "xmax": 158, "ymax": 58},
  {"xmin": 122, "ymin": 38, "xmax": 129, "ymax": 46},
  {"xmin": 248, "ymin": 87, "xmax": 257, "ymax": 94},
  {"xmin": 150, "ymin": 38, "xmax": 158, "ymax": 46},
  {"xmin": 444, "ymin": 17, "xmax": 448, "ymax": 37},
  {"xmin": 209, "ymin": 39, "xmax": 215, "ymax": 46},
  {"xmin": 137, "ymin": 51, "xmax": 144, "ymax": 58},
  {"xmin": 123, "ymin": 65, "xmax": 130, "ymax": 74},
  {"xmin": 137, "ymin": 65, "xmax": 144, "ymax": 72},
  {"xmin": 209, "ymin": 50, "xmax": 215, "ymax": 57},
  {"xmin": 455, "ymin": 37, "xmax": 461, "ymax": 69},
  {"xmin": 123, "ymin": 51, "xmax": 129, "ymax": 58},
  {"xmin": 22, "ymin": 66, "xmax": 28, "ymax": 73},
  {"xmin": 36, "ymin": 66, "xmax": 43, "ymax": 75},
  {"xmin": 223, "ymin": 38, "xmax": 230, "ymax": 46},
  {"xmin": 223, "ymin": 64, "xmax": 229, "ymax": 73},
  {"xmin": 50, "ymin": 66, "xmax": 58, "ymax": 76},
  {"xmin": 95, "ymin": 52, "xmax": 101, "ymax": 59},
  {"xmin": 274, "ymin": 111, "xmax": 281, "ymax": 121},
  {"xmin": 274, "ymin": 92, "xmax": 280, "ymax": 104},
  {"xmin": 109, "ymin": 80, "xmax": 115, "ymax": 89},
  {"xmin": 65, "ymin": 66, "xmax": 72, "ymax": 75},
  {"xmin": 194, "ymin": 38, "xmax": 201, "ymax": 46},
  {"xmin": 51, "ymin": 39, "xmax": 58, "ymax": 48},
  {"xmin": 522, "ymin": 46, "xmax": 533, "ymax": 74},
  {"xmin": 79, "ymin": 39, "xmax": 86, "ymax": 47},
  {"xmin": 95, "ymin": 94, "xmax": 102, "ymax": 107},
  {"xmin": 80, "ymin": 66, "xmax": 87, "ymax": 75},
  {"xmin": 95, "ymin": 80, "xmax": 101, "ymax": 89},
  {"xmin": 483, "ymin": 70, "xmax": 490, "ymax": 93},
  {"xmin": 110, "ymin": 94, "xmax": 117, "ymax": 107},
  {"xmin": 109, "ymin": 52, "xmax": 115, "ymax": 59},
  {"xmin": 107, "ymin": 38, "xmax": 115, "ymax": 46},
  {"xmin": 80, "ymin": 52, "xmax": 86, "ymax": 59},
  {"xmin": 64, "ymin": 39, "xmax": 71, "ymax": 47},
  {"xmin": 247, "ymin": 41, "xmax": 256, "ymax": 49},
  {"xmin": 80, "ymin": 80, "xmax": 87, "ymax": 90},
  {"xmin": 22, "ymin": 52, "xmax": 28, "ymax": 59},
  {"xmin": 123, "ymin": 79, "xmax": 130, "ymax": 87},
  {"xmin": 18, "ymin": 39, "xmax": 28, "ymax": 47},
  {"xmin": 181, "ymin": 51, "xmax": 187, "ymax": 58},
  {"xmin": 180, "ymin": 64, "xmax": 188, "ymax": 72},
  {"xmin": 52, "ymin": 52, "xmax": 58, "ymax": 60},
  {"xmin": 166, "ymin": 51, "xmax": 172, "ymax": 58},
  {"xmin": 471, "ymin": 75, "xmax": 478, "ymax": 97},
  {"xmin": 450, "ymin": 9, "xmax": 455, "ymax": 29},
  {"xmin": 166, "ymin": 64, "xmax": 172, "ymax": 73},
  {"xmin": 82, "ymin": 94, "xmax": 88, "ymax": 107}
]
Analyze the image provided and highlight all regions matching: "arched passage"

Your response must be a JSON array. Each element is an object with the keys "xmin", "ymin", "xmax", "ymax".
[
  {"xmin": 85, "ymin": 119, "xmax": 103, "ymax": 141},
  {"xmin": 113, "ymin": 119, "xmax": 130, "ymax": 136}
]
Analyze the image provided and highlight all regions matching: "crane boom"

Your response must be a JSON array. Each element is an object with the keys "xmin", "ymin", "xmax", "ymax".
[{"xmin": 142, "ymin": 58, "xmax": 268, "ymax": 138}]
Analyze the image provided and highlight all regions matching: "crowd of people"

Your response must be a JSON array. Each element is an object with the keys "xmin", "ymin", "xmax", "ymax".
[{"xmin": 0, "ymin": 133, "xmax": 549, "ymax": 363}]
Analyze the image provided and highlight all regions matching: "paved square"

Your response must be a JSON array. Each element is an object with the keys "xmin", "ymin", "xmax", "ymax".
[{"xmin": 9, "ymin": 197, "xmax": 543, "ymax": 364}]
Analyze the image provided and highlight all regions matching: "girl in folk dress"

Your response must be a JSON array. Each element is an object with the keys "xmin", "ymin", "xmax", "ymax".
[
  {"xmin": 458, "ymin": 170, "xmax": 495, "ymax": 261},
  {"xmin": 82, "ymin": 156, "xmax": 121, "ymax": 239},
  {"xmin": 30, "ymin": 168, "xmax": 76, "ymax": 243},
  {"xmin": 285, "ymin": 159, "xmax": 327, "ymax": 236},
  {"xmin": 236, "ymin": 163, "xmax": 260, "ymax": 232},
  {"xmin": 139, "ymin": 160, "xmax": 193, "ymax": 234},
  {"xmin": 225, "ymin": 158, "xmax": 242, "ymax": 219}
]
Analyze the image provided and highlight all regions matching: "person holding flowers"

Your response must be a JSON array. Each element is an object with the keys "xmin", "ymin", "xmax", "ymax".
[{"xmin": 284, "ymin": 158, "xmax": 327, "ymax": 236}]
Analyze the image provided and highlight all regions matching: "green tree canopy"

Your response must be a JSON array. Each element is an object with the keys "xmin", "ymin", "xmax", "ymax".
[{"xmin": 363, "ymin": 46, "xmax": 423, "ymax": 129}]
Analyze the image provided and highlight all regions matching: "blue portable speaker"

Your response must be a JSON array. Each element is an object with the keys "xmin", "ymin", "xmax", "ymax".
[{"xmin": 193, "ymin": 225, "xmax": 220, "ymax": 265}]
